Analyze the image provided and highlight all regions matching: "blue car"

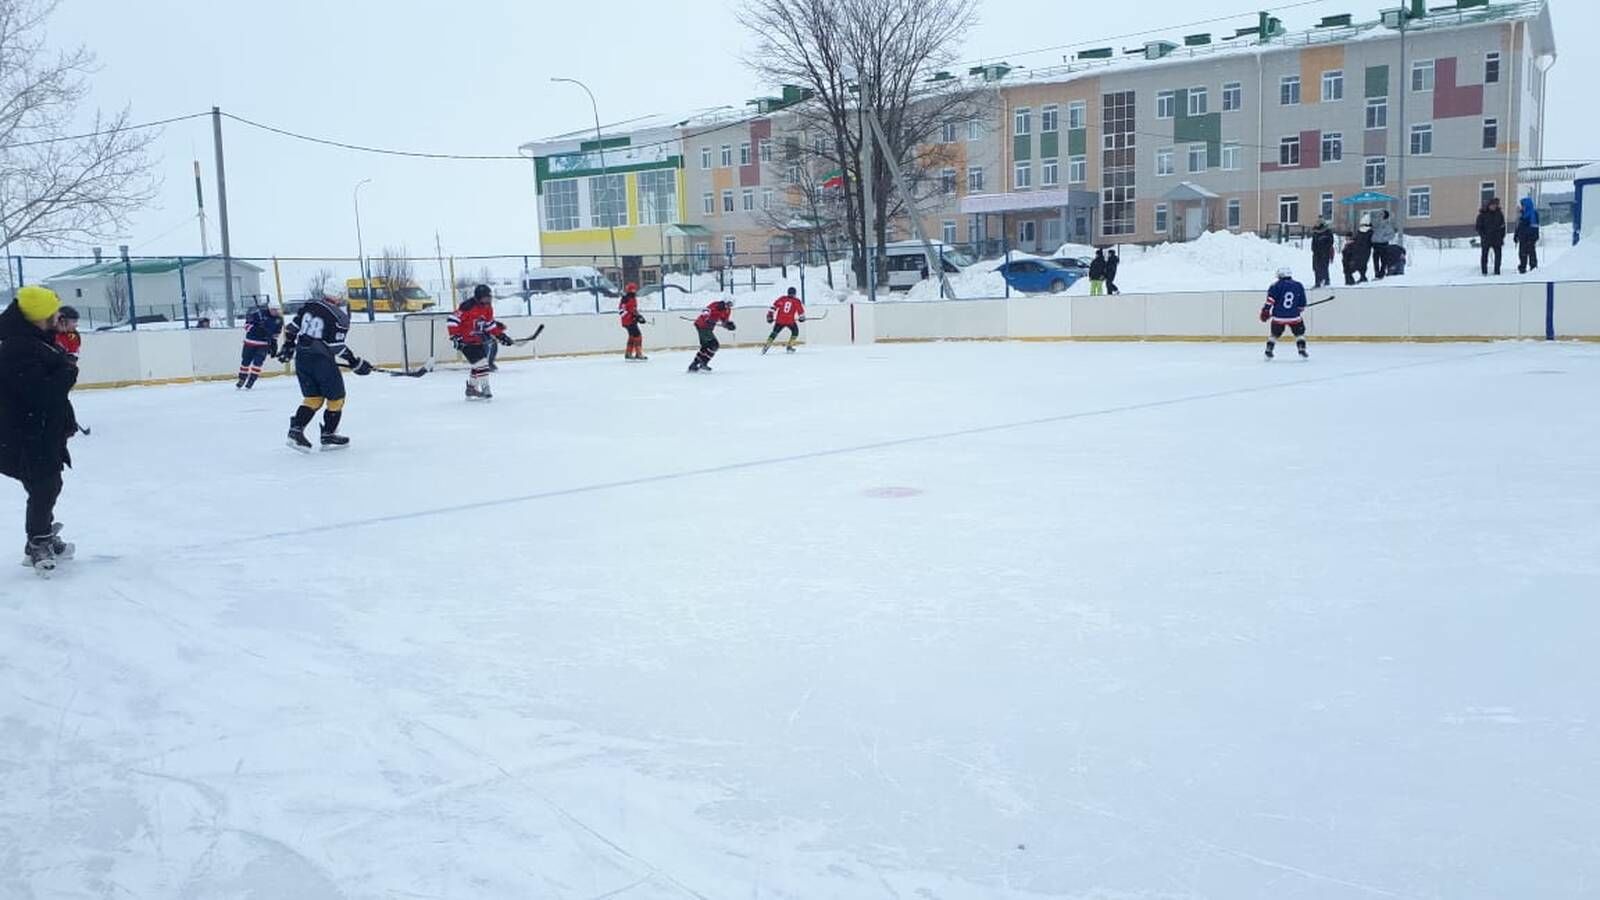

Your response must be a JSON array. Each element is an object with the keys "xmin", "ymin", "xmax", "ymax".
[{"xmin": 995, "ymin": 257, "xmax": 1085, "ymax": 294}]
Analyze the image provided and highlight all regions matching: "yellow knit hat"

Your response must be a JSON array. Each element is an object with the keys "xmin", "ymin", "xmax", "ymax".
[{"xmin": 16, "ymin": 285, "xmax": 62, "ymax": 324}]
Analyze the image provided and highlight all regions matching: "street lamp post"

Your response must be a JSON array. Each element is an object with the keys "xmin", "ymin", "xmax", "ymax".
[
  {"xmin": 552, "ymin": 77, "xmax": 622, "ymax": 276},
  {"xmin": 354, "ymin": 178, "xmax": 374, "ymax": 323}
]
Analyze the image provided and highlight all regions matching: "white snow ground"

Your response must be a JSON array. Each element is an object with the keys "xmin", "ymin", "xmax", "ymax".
[{"xmin": 3, "ymin": 340, "xmax": 1599, "ymax": 899}]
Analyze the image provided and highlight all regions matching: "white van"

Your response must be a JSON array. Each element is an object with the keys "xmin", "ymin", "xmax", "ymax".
[
  {"xmin": 521, "ymin": 266, "xmax": 620, "ymax": 298},
  {"xmin": 880, "ymin": 240, "xmax": 971, "ymax": 291}
]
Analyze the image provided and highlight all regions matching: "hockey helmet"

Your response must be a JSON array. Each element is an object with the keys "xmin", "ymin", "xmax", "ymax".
[
  {"xmin": 473, "ymin": 283, "xmax": 493, "ymax": 300},
  {"xmin": 1276, "ymin": 266, "xmax": 1294, "ymax": 279},
  {"xmin": 57, "ymin": 304, "xmax": 81, "ymax": 321},
  {"xmin": 786, "ymin": 286, "xmax": 797, "ymax": 297},
  {"xmin": 625, "ymin": 282, "xmax": 639, "ymax": 294}
]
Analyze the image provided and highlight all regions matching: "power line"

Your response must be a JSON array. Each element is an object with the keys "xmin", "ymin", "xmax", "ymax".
[
  {"xmin": 0, "ymin": 111, "xmax": 211, "ymax": 151},
  {"xmin": 220, "ymin": 112, "xmax": 531, "ymax": 161}
]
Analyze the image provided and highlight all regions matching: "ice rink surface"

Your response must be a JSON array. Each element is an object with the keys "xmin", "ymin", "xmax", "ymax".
[{"xmin": 3, "ymin": 339, "xmax": 1598, "ymax": 899}]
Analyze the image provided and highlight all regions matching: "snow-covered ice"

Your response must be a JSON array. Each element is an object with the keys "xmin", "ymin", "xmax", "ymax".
[{"xmin": 3, "ymin": 340, "xmax": 1598, "ymax": 898}]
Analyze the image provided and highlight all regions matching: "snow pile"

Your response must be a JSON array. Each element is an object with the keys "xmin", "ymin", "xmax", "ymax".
[
  {"xmin": 1533, "ymin": 234, "xmax": 1600, "ymax": 282},
  {"xmin": 899, "ymin": 265, "xmax": 1009, "ymax": 300},
  {"xmin": 1064, "ymin": 230, "xmax": 1305, "ymax": 295}
]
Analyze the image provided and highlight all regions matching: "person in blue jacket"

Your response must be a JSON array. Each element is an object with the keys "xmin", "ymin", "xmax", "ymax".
[
  {"xmin": 1514, "ymin": 196, "xmax": 1541, "ymax": 275},
  {"xmin": 1259, "ymin": 267, "xmax": 1309, "ymax": 360}
]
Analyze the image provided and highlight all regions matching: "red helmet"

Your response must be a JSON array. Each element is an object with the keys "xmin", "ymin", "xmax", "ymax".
[{"xmin": 625, "ymin": 282, "xmax": 639, "ymax": 294}]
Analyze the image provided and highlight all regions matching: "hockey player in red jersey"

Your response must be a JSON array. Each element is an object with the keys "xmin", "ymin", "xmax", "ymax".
[
  {"xmin": 448, "ymin": 284, "xmax": 512, "ymax": 399},
  {"xmin": 761, "ymin": 287, "xmax": 806, "ymax": 355},
  {"xmin": 688, "ymin": 299, "xmax": 736, "ymax": 373},
  {"xmin": 619, "ymin": 282, "xmax": 649, "ymax": 360}
]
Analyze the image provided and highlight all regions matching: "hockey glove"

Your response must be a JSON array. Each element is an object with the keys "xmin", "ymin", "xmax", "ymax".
[
  {"xmin": 798, "ymin": 316, "xmax": 806, "ymax": 323},
  {"xmin": 351, "ymin": 358, "xmax": 374, "ymax": 376},
  {"xmin": 724, "ymin": 320, "xmax": 737, "ymax": 331},
  {"xmin": 450, "ymin": 337, "xmax": 465, "ymax": 352},
  {"xmin": 495, "ymin": 332, "xmax": 514, "ymax": 347},
  {"xmin": 1259, "ymin": 308, "xmax": 1271, "ymax": 323},
  {"xmin": 766, "ymin": 312, "xmax": 775, "ymax": 323},
  {"xmin": 277, "ymin": 344, "xmax": 295, "ymax": 363},
  {"xmin": 268, "ymin": 339, "xmax": 279, "ymax": 356}
]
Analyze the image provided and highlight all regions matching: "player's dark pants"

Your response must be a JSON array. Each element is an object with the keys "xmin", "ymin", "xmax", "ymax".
[
  {"xmin": 237, "ymin": 344, "xmax": 270, "ymax": 387},
  {"xmin": 623, "ymin": 322, "xmax": 643, "ymax": 357},
  {"xmin": 692, "ymin": 326, "xmax": 719, "ymax": 368},
  {"xmin": 12, "ymin": 472, "xmax": 60, "ymax": 542},
  {"xmin": 767, "ymin": 323, "xmax": 798, "ymax": 342},
  {"xmin": 290, "ymin": 352, "xmax": 347, "ymax": 434},
  {"xmin": 1268, "ymin": 320, "xmax": 1307, "ymax": 351},
  {"xmin": 485, "ymin": 337, "xmax": 500, "ymax": 368},
  {"xmin": 459, "ymin": 341, "xmax": 492, "ymax": 387},
  {"xmin": 1481, "ymin": 242, "xmax": 1503, "ymax": 275}
]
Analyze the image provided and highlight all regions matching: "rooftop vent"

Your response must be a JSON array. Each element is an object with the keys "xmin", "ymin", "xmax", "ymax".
[
  {"xmin": 1316, "ymin": 13, "xmax": 1353, "ymax": 27},
  {"xmin": 1076, "ymin": 47, "xmax": 1114, "ymax": 60},
  {"xmin": 1184, "ymin": 33, "xmax": 1212, "ymax": 46},
  {"xmin": 966, "ymin": 63, "xmax": 1012, "ymax": 81},
  {"xmin": 1144, "ymin": 40, "xmax": 1178, "ymax": 60}
]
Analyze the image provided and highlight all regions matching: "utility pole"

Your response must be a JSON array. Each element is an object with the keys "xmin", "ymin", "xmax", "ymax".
[
  {"xmin": 435, "ymin": 231, "xmax": 450, "ymax": 309},
  {"xmin": 552, "ymin": 77, "xmax": 621, "ymax": 276},
  {"xmin": 865, "ymin": 107, "xmax": 958, "ymax": 300},
  {"xmin": 860, "ymin": 77, "xmax": 877, "ymax": 303},
  {"xmin": 211, "ymin": 107, "xmax": 237, "ymax": 327},
  {"xmin": 354, "ymin": 179, "xmax": 373, "ymax": 323},
  {"xmin": 193, "ymin": 160, "xmax": 210, "ymax": 256},
  {"xmin": 1395, "ymin": 3, "xmax": 1413, "ymax": 240}
]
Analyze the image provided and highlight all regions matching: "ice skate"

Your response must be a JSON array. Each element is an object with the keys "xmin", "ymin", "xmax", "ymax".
[{"xmin": 287, "ymin": 426, "xmax": 314, "ymax": 453}]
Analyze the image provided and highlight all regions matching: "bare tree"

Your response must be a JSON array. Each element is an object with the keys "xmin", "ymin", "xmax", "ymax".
[
  {"xmin": 373, "ymin": 246, "xmax": 416, "ymax": 312},
  {"xmin": 103, "ymin": 277, "xmax": 127, "ymax": 322},
  {"xmin": 740, "ymin": 0, "xmax": 980, "ymax": 285},
  {"xmin": 304, "ymin": 267, "xmax": 335, "ymax": 300},
  {"xmin": 0, "ymin": 0, "xmax": 161, "ymax": 272}
]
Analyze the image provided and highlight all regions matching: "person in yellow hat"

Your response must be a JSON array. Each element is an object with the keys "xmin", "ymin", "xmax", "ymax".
[{"xmin": 0, "ymin": 285, "xmax": 80, "ymax": 575}]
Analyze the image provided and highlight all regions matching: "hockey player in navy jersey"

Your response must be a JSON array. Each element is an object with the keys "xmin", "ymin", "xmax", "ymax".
[
  {"xmin": 276, "ymin": 294, "xmax": 374, "ymax": 450},
  {"xmin": 1260, "ymin": 267, "xmax": 1309, "ymax": 360},
  {"xmin": 236, "ymin": 303, "xmax": 283, "ymax": 389}
]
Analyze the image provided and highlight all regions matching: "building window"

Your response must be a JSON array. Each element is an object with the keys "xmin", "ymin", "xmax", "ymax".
[
  {"xmin": 1320, "ymin": 192, "xmax": 1335, "ymax": 221},
  {"xmin": 1280, "ymin": 76, "xmax": 1301, "ymax": 106},
  {"xmin": 1411, "ymin": 59, "xmax": 1435, "ymax": 92},
  {"xmin": 1364, "ymin": 155, "xmax": 1387, "ymax": 188},
  {"xmin": 1014, "ymin": 106, "xmax": 1032, "ymax": 136},
  {"xmin": 968, "ymin": 166, "xmax": 984, "ymax": 193},
  {"xmin": 1188, "ymin": 87, "xmax": 1208, "ymax": 116},
  {"xmin": 1014, "ymin": 160, "xmax": 1032, "ymax": 189},
  {"xmin": 1223, "ymin": 81, "xmax": 1242, "ymax": 112},
  {"xmin": 940, "ymin": 167, "xmax": 957, "ymax": 194},
  {"xmin": 739, "ymin": 142, "xmax": 752, "ymax": 166},
  {"xmin": 1100, "ymin": 90, "xmax": 1137, "ymax": 237},
  {"xmin": 1068, "ymin": 155, "xmax": 1086, "ymax": 184},
  {"xmin": 1279, "ymin": 136, "xmax": 1301, "ymax": 167},
  {"xmin": 1482, "ymin": 117, "xmax": 1499, "ymax": 150},
  {"xmin": 1045, "ymin": 218, "xmax": 1063, "ymax": 245},
  {"xmin": 942, "ymin": 220, "xmax": 957, "ymax": 245},
  {"xmin": 1041, "ymin": 105, "xmax": 1059, "ymax": 133},
  {"xmin": 589, "ymin": 174, "xmax": 626, "ymax": 228},
  {"xmin": 1366, "ymin": 97, "xmax": 1388, "ymax": 129},
  {"xmin": 942, "ymin": 120, "xmax": 958, "ymax": 143},
  {"xmin": 1480, "ymin": 181, "xmax": 1497, "ymax": 207},
  {"xmin": 968, "ymin": 214, "xmax": 981, "ymax": 244},
  {"xmin": 1410, "ymin": 123, "xmax": 1433, "ymax": 156},
  {"xmin": 1227, "ymin": 198, "xmax": 1241, "ymax": 229},
  {"xmin": 1321, "ymin": 132, "xmax": 1343, "ymax": 163},
  {"xmin": 784, "ymin": 136, "xmax": 800, "ymax": 160},
  {"xmin": 1408, "ymin": 185, "xmax": 1432, "ymax": 219},
  {"xmin": 741, "ymin": 188, "xmax": 754, "ymax": 211},
  {"xmin": 813, "ymin": 135, "xmax": 827, "ymax": 156},
  {"xmin": 1017, "ymin": 220, "xmax": 1036, "ymax": 244},
  {"xmin": 1278, "ymin": 194, "xmax": 1300, "ymax": 225},
  {"xmin": 1322, "ymin": 70, "xmax": 1344, "ymax": 102},
  {"xmin": 969, "ymin": 119, "xmax": 983, "ymax": 141},
  {"xmin": 1157, "ymin": 91, "xmax": 1176, "ymax": 119},
  {"xmin": 761, "ymin": 189, "xmax": 774, "ymax": 210},
  {"xmin": 786, "ymin": 164, "xmax": 803, "ymax": 185},
  {"xmin": 723, "ymin": 235, "xmax": 736, "ymax": 261},
  {"xmin": 637, "ymin": 169, "xmax": 678, "ymax": 226},
  {"xmin": 1068, "ymin": 100, "xmax": 1087, "ymax": 130},
  {"xmin": 1155, "ymin": 203, "xmax": 1169, "ymax": 234},
  {"xmin": 720, "ymin": 144, "xmax": 733, "ymax": 167},
  {"xmin": 700, "ymin": 147, "xmax": 712, "ymax": 170},
  {"xmin": 1485, "ymin": 52, "xmax": 1501, "ymax": 84},
  {"xmin": 702, "ymin": 191, "xmax": 715, "ymax": 215},
  {"xmin": 721, "ymin": 189, "xmax": 734, "ymax": 213},
  {"xmin": 1156, "ymin": 147, "xmax": 1174, "ymax": 176},
  {"xmin": 1042, "ymin": 157, "xmax": 1059, "ymax": 187},
  {"xmin": 1187, "ymin": 144, "xmax": 1207, "ymax": 173},
  {"xmin": 759, "ymin": 138, "xmax": 772, "ymax": 162},
  {"xmin": 1222, "ymin": 142, "xmax": 1241, "ymax": 171},
  {"xmin": 543, "ymin": 179, "xmax": 580, "ymax": 231}
]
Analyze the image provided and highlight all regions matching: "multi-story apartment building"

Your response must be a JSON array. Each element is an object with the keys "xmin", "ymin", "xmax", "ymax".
[{"xmin": 524, "ymin": 0, "xmax": 1556, "ymax": 276}]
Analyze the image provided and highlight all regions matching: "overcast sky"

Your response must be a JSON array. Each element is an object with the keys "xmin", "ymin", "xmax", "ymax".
[{"xmin": 47, "ymin": 0, "xmax": 1597, "ymax": 270}]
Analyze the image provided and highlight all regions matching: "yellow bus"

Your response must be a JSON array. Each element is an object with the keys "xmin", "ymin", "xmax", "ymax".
[{"xmin": 345, "ymin": 278, "xmax": 437, "ymax": 313}]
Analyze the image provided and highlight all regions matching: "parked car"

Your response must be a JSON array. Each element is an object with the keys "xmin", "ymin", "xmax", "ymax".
[{"xmin": 995, "ymin": 257, "xmax": 1085, "ymax": 294}]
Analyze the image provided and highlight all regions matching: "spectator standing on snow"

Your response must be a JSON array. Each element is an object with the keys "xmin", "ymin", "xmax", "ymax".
[
  {"xmin": 1476, "ymin": 196, "xmax": 1506, "ymax": 276},
  {"xmin": 1341, "ymin": 236, "xmax": 1361, "ymax": 286},
  {"xmin": 1105, "ymin": 249, "xmax": 1121, "ymax": 295},
  {"xmin": 1352, "ymin": 222, "xmax": 1373, "ymax": 283},
  {"xmin": 0, "ymin": 286, "xmax": 79, "ymax": 574},
  {"xmin": 1371, "ymin": 210, "xmax": 1397, "ymax": 280},
  {"xmin": 1310, "ymin": 219, "xmax": 1335, "ymax": 288},
  {"xmin": 1088, "ymin": 249, "xmax": 1107, "ymax": 296},
  {"xmin": 1515, "ymin": 196, "xmax": 1541, "ymax": 275}
]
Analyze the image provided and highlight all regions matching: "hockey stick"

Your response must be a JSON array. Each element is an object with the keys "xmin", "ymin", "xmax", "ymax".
[
  {"xmin": 1305, "ymin": 294, "xmax": 1337, "ymax": 308},
  {"xmin": 801, "ymin": 309, "xmax": 829, "ymax": 321},
  {"xmin": 341, "ymin": 360, "xmax": 434, "ymax": 378},
  {"xmin": 513, "ymin": 323, "xmax": 546, "ymax": 345},
  {"xmin": 76, "ymin": 423, "xmax": 91, "ymax": 436}
]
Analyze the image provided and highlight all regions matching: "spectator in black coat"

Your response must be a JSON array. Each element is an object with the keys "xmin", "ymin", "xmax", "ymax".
[
  {"xmin": 1104, "ymin": 249, "xmax": 1121, "ymax": 295},
  {"xmin": 1476, "ymin": 197, "xmax": 1506, "ymax": 276},
  {"xmin": 1352, "ymin": 224, "xmax": 1373, "ymax": 283},
  {"xmin": 1088, "ymin": 249, "xmax": 1107, "ymax": 296},
  {"xmin": 0, "ymin": 287, "xmax": 79, "ymax": 567},
  {"xmin": 1310, "ymin": 219, "xmax": 1336, "ymax": 288}
]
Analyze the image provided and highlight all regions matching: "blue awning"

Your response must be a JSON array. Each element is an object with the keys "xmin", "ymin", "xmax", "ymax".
[{"xmin": 1340, "ymin": 191, "xmax": 1396, "ymax": 204}]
